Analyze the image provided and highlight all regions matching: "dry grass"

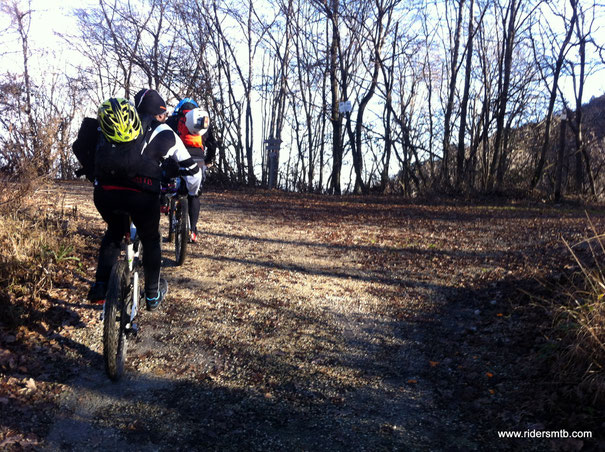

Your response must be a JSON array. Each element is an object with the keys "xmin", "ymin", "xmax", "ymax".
[
  {"xmin": 0, "ymin": 177, "xmax": 82, "ymax": 327},
  {"xmin": 553, "ymin": 215, "xmax": 605, "ymax": 404}
]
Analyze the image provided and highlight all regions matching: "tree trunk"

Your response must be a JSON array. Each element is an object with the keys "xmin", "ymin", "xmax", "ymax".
[
  {"xmin": 442, "ymin": 0, "xmax": 465, "ymax": 187},
  {"xmin": 319, "ymin": 65, "xmax": 328, "ymax": 192},
  {"xmin": 488, "ymin": 0, "xmax": 519, "ymax": 192},
  {"xmin": 456, "ymin": 0, "xmax": 474, "ymax": 190},
  {"xmin": 328, "ymin": 0, "xmax": 343, "ymax": 195},
  {"xmin": 554, "ymin": 117, "xmax": 566, "ymax": 202}
]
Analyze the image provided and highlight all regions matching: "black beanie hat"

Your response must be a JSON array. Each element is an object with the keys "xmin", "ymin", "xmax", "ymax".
[{"xmin": 134, "ymin": 89, "xmax": 167, "ymax": 116}]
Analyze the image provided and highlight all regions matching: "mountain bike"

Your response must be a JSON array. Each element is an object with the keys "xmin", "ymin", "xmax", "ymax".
[
  {"xmin": 161, "ymin": 177, "xmax": 189, "ymax": 266},
  {"xmin": 102, "ymin": 216, "xmax": 143, "ymax": 381}
]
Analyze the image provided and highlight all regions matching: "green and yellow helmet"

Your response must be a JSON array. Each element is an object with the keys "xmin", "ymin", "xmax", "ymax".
[{"xmin": 98, "ymin": 97, "xmax": 142, "ymax": 143}]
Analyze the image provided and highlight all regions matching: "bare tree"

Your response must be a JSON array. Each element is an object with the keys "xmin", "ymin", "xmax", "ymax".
[
  {"xmin": 0, "ymin": 0, "xmax": 78, "ymax": 177},
  {"xmin": 456, "ymin": 0, "xmax": 488, "ymax": 189},
  {"xmin": 289, "ymin": 0, "xmax": 327, "ymax": 191},
  {"xmin": 341, "ymin": 0, "xmax": 400, "ymax": 194},
  {"xmin": 378, "ymin": 14, "xmax": 429, "ymax": 195},
  {"xmin": 310, "ymin": 0, "xmax": 345, "ymax": 194},
  {"xmin": 562, "ymin": 0, "xmax": 600, "ymax": 197},
  {"xmin": 530, "ymin": 0, "xmax": 577, "ymax": 191},
  {"xmin": 441, "ymin": 0, "xmax": 466, "ymax": 188},
  {"xmin": 0, "ymin": 0, "xmax": 41, "ymax": 173},
  {"xmin": 220, "ymin": 0, "xmax": 273, "ymax": 186},
  {"xmin": 73, "ymin": 0, "xmax": 152, "ymax": 97},
  {"xmin": 58, "ymin": 0, "xmax": 605, "ymax": 197},
  {"xmin": 486, "ymin": 0, "xmax": 541, "ymax": 191},
  {"xmin": 0, "ymin": 0, "xmax": 90, "ymax": 180}
]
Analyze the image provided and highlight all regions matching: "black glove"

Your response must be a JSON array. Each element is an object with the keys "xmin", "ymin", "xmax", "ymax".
[{"xmin": 161, "ymin": 158, "xmax": 180, "ymax": 180}]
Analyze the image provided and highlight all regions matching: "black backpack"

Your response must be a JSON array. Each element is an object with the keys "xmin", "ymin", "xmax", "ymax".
[
  {"xmin": 72, "ymin": 117, "xmax": 101, "ymax": 181},
  {"xmin": 93, "ymin": 118, "xmax": 161, "ymax": 182}
]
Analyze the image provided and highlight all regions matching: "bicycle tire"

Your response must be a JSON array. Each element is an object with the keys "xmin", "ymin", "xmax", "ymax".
[
  {"xmin": 103, "ymin": 260, "xmax": 129, "ymax": 381},
  {"xmin": 174, "ymin": 196, "xmax": 188, "ymax": 266}
]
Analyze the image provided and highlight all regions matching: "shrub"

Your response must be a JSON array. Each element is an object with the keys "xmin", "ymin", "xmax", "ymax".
[{"xmin": 553, "ymin": 216, "xmax": 605, "ymax": 404}]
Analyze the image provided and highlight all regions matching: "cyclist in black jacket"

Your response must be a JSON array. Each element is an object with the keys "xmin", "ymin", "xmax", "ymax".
[{"xmin": 88, "ymin": 91, "xmax": 201, "ymax": 311}]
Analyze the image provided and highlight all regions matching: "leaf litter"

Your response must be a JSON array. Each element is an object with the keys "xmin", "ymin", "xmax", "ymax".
[{"xmin": 1, "ymin": 182, "xmax": 604, "ymax": 451}]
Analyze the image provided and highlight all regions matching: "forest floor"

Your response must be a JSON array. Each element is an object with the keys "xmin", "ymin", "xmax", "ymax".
[{"xmin": 1, "ymin": 180, "xmax": 605, "ymax": 451}]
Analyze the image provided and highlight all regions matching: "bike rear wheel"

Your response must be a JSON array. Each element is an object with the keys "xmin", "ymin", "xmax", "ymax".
[
  {"xmin": 174, "ymin": 197, "xmax": 189, "ymax": 266},
  {"xmin": 103, "ymin": 260, "xmax": 129, "ymax": 381}
]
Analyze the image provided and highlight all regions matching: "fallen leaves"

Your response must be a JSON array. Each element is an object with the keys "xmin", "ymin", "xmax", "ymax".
[
  {"xmin": 24, "ymin": 378, "xmax": 37, "ymax": 392},
  {"xmin": 0, "ymin": 432, "xmax": 41, "ymax": 449}
]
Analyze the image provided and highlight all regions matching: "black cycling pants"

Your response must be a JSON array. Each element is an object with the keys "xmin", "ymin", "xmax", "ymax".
[
  {"xmin": 188, "ymin": 194, "xmax": 200, "ymax": 233},
  {"xmin": 93, "ymin": 186, "xmax": 161, "ymax": 298}
]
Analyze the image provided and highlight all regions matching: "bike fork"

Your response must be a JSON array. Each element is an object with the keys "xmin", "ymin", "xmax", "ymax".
[{"xmin": 125, "ymin": 270, "xmax": 140, "ymax": 336}]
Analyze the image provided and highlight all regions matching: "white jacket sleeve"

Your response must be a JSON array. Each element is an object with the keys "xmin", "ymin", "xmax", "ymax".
[{"xmin": 153, "ymin": 124, "xmax": 202, "ymax": 195}]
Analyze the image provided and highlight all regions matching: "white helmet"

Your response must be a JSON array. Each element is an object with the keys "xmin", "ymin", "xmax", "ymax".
[{"xmin": 185, "ymin": 108, "xmax": 209, "ymax": 136}]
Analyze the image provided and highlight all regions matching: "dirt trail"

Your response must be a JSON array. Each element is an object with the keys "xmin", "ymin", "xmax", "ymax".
[{"xmin": 8, "ymin": 182, "xmax": 605, "ymax": 451}]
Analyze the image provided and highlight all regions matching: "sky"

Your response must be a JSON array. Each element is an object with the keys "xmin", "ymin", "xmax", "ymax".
[
  {"xmin": 1, "ymin": 0, "xmax": 95, "ymax": 78},
  {"xmin": 3, "ymin": 0, "xmax": 603, "ymax": 101}
]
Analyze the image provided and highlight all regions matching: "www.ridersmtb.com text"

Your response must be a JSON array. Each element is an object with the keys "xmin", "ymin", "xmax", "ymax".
[{"xmin": 497, "ymin": 430, "xmax": 592, "ymax": 439}]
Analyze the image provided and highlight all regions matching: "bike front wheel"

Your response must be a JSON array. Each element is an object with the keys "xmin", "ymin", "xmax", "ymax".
[
  {"xmin": 174, "ymin": 197, "xmax": 189, "ymax": 266},
  {"xmin": 103, "ymin": 260, "xmax": 129, "ymax": 381}
]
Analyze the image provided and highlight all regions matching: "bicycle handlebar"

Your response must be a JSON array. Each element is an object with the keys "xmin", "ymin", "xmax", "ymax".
[{"xmin": 160, "ymin": 176, "xmax": 189, "ymax": 196}]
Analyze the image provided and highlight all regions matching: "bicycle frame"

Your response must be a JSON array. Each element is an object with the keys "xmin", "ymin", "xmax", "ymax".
[
  {"xmin": 162, "ymin": 178, "xmax": 188, "ymax": 214},
  {"xmin": 161, "ymin": 177, "xmax": 190, "ymax": 265},
  {"xmin": 126, "ymin": 223, "xmax": 141, "ymax": 328}
]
